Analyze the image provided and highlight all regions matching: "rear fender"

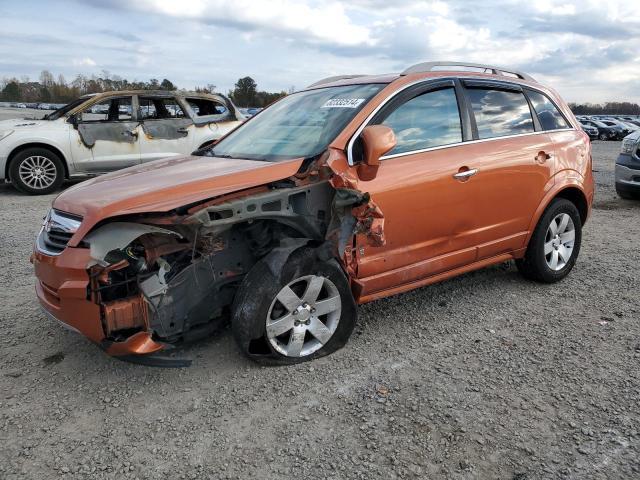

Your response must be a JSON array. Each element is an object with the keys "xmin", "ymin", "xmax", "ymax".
[{"xmin": 524, "ymin": 174, "xmax": 588, "ymax": 247}]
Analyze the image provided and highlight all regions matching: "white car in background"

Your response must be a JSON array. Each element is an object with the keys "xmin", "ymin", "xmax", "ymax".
[{"xmin": 0, "ymin": 90, "xmax": 245, "ymax": 194}]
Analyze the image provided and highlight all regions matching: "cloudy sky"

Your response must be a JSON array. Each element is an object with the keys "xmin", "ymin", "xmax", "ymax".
[{"xmin": 1, "ymin": 0, "xmax": 639, "ymax": 103}]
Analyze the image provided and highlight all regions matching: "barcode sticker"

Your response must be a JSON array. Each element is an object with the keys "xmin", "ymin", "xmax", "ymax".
[{"xmin": 321, "ymin": 98, "xmax": 365, "ymax": 108}]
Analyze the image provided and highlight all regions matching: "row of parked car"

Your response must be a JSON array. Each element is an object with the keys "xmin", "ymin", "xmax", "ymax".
[
  {"xmin": 3, "ymin": 102, "xmax": 66, "ymax": 110},
  {"xmin": 575, "ymin": 114, "xmax": 640, "ymax": 198},
  {"xmin": 5, "ymin": 101, "xmax": 264, "ymax": 117},
  {"xmin": 576, "ymin": 114, "xmax": 640, "ymax": 141}
]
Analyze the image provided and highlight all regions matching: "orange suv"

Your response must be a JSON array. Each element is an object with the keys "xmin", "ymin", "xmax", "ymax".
[{"xmin": 32, "ymin": 62, "xmax": 594, "ymax": 366}]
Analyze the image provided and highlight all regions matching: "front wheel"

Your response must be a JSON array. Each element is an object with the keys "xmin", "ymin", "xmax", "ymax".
[
  {"xmin": 9, "ymin": 147, "xmax": 64, "ymax": 195},
  {"xmin": 231, "ymin": 247, "xmax": 357, "ymax": 365},
  {"xmin": 516, "ymin": 198, "xmax": 582, "ymax": 283},
  {"xmin": 598, "ymin": 132, "xmax": 608, "ymax": 141}
]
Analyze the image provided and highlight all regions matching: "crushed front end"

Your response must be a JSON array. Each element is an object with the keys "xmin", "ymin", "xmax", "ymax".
[{"xmin": 32, "ymin": 150, "xmax": 386, "ymax": 365}]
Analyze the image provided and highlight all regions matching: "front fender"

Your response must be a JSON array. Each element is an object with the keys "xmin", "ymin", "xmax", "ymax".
[{"xmin": 3, "ymin": 130, "xmax": 72, "ymax": 177}]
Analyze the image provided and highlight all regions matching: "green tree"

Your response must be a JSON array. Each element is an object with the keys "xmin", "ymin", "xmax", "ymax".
[
  {"xmin": 39, "ymin": 86, "xmax": 51, "ymax": 102},
  {"xmin": 231, "ymin": 76, "xmax": 258, "ymax": 107},
  {"xmin": 160, "ymin": 78, "xmax": 176, "ymax": 90},
  {"xmin": 2, "ymin": 81, "xmax": 21, "ymax": 101}
]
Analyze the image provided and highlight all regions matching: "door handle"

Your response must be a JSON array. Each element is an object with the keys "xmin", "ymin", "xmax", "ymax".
[
  {"xmin": 177, "ymin": 127, "xmax": 189, "ymax": 135},
  {"xmin": 453, "ymin": 168, "xmax": 478, "ymax": 180}
]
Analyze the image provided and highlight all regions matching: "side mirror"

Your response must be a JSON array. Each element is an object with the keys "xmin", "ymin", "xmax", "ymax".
[
  {"xmin": 357, "ymin": 125, "xmax": 396, "ymax": 181},
  {"xmin": 69, "ymin": 114, "xmax": 79, "ymax": 126}
]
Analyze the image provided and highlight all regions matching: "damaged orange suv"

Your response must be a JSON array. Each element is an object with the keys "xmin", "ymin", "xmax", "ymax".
[{"xmin": 32, "ymin": 62, "xmax": 594, "ymax": 366}]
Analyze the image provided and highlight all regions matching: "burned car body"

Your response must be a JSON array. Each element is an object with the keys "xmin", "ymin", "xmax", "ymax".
[
  {"xmin": 32, "ymin": 62, "xmax": 594, "ymax": 366},
  {"xmin": 1, "ymin": 90, "xmax": 244, "ymax": 195}
]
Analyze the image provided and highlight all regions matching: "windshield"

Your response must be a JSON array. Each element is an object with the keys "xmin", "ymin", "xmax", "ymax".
[
  {"xmin": 202, "ymin": 83, "xmax": 385, "ymax": 161},
  {"xmin": 44, "ymin": 97, "xmax": 90, "ymax": 120}
]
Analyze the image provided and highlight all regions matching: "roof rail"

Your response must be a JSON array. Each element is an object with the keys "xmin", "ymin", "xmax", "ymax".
[
  {"xmin": 307, "ymin": 75, "xmax": 368, "ymax": 88},
  {"xmin": 401, "ymin": 61, "xmax": 535, "ymax": 82}
]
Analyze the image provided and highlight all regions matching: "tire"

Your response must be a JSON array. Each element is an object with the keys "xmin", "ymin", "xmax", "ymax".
[
  {"xmin": 231, "ymin": 247, "xmax": 357, "ymax": 365},
  {"xmin": 598, "ymin": 132, "xmax": 608, "ymax": 141},
  {"xmin": 516, "ymin": 198, "xmax": 582, "ymax": 283},
  {"xmin": 9, "ymin": 147, "xmax": 64, "ymax": 195},
  {"xmin": 616, "ymin": 184, "xmax": 639, "ymax": 200}
]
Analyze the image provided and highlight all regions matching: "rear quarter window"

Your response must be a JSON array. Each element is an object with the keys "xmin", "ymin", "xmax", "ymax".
[
  {"xmin": 467, "ymin": 88, "xmax": 535, "ymax": 139},
  {"xmin": 186, "ymin": 98, "xmax": 229, "ymax": 117},
  {"xmin": 526, "ymin": 90, "xmax": 570, "ymax": 131}
]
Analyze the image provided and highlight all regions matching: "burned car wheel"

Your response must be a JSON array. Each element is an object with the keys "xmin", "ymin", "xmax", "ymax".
[
  {"xmin": 231, "ymin": 247, "xmax": 357, "ymax": 365},
  {"xmin": 10, "ymin": 147, "xmax": 64, "ymax": 195}
]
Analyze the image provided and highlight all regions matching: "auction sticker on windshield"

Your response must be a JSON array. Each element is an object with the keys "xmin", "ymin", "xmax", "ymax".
[{"xmin": 322, "ymin": 98, "xmax": 366, "ymax": 108}]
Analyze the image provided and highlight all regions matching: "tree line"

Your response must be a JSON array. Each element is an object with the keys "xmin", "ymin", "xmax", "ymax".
[
  {"xmin": 0, "ymin": 70, "xmax": 287, "ymax": 108},
  {"xmin": 568, "ymin": 102, "xmax": 640, "ymax": 115}
]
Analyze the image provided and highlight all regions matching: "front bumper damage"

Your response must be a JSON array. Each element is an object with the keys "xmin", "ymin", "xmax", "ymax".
[{"xmin": 32, "ymin": 247, "xmax": 171, "ymax": 359}]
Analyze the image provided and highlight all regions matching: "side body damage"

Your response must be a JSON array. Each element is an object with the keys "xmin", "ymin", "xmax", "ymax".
[{"xmin": 52, "ymin": 151, "xmax": 383, "ymax": 361}]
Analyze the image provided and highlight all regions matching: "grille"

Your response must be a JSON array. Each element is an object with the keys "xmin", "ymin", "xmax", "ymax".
[
  {"xmin": 41, "ymin": 228, "xmax": 74, "ymax": 253},
  {"xmin": 36, "ymin": 210, "xmax": 82, "ymax": 255}
]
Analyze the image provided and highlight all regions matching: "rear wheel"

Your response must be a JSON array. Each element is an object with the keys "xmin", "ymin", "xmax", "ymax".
[
  {"xmin": 231, "ymin": 247, "xmax": 357, "ymax": 365},
  {"xmin": 516, "ymin": 199, "xmax": 582, "ymax": 283},
  {"xmin": 9, "ymin": 147, "xmax": 64, "ymax": 195}
]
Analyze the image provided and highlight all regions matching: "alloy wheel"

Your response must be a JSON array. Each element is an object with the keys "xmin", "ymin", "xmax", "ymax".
[
  {"xmin": 266, "ymin": 275, "xmax": 341, "ymax": 357},
  {"xmin": 544, "ymin": 213, "xmax": 575, "ymax": 271},
  {"xmin": 18, "ymin": 156, "xmax": 57, "ymax": 190}
]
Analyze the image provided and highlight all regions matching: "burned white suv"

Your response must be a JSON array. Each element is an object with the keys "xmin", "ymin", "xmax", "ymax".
[{"xmin": 0, "ymin": 90, "xmax": 244, "ymax": 194}]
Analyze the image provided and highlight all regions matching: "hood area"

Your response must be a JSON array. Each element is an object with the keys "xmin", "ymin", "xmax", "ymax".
[
  {"xmin": 0, "ymin": 118, "xmax": 48, "ymax": 129},
  {"xmin": 54, "ymin": 155, "xmax": 305, "ymax": 243}
]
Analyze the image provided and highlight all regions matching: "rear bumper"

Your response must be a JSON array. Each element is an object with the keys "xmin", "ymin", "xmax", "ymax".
[{"xmin": 32, "ymin": 247, "xmax": 165, "ymax": 357}]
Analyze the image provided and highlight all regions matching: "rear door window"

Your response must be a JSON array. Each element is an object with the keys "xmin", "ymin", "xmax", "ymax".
[
  {"xmin": 467, "ymin": 88, "xmax": 534, "ymax": 139},
  {"xmin": 139, "ymin": 97, "xmax": 185, "ymax": 120},
  {"xmin": 378, "ymin": 87, "xmax": 462, "ymax": 156},
  {"xmin": 526, "ymin": 90, "xmax": 569, "ymax": 131}
]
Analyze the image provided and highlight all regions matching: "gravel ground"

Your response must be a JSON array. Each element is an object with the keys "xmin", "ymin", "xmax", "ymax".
[{"xmin": 1, "ymin": 140, "xmax": 639, "ymax": 479}]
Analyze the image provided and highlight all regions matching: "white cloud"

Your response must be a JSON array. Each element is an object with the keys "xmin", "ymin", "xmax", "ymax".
[
  {"xmin": 72, "ymin": 57, "xmax": 97, "ymax": 66},
  {"xmin": 2, "ymin": 0, "xmax": 640, "ymax": 103},
  {"xmin": 534, "ymin": 0, "xmax": 576, "ymax": 15},
  {"xmin": 136, "ymin": 0, "xmax": 373, "ymax": 47}
]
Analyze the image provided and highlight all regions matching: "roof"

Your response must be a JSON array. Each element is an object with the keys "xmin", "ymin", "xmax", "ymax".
[
  {"xmin": 306, "ymin": 74, "xmax": 399, "ymax": 89},
  {"xmin": 306, "ymin": 61, "xmax": 539, "ymax": 90}
]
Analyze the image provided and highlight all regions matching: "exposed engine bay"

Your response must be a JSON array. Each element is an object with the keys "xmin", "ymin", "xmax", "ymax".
[{"xmin": 83, "ymin": 172, "xmax": 378, "ymax": 353}]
